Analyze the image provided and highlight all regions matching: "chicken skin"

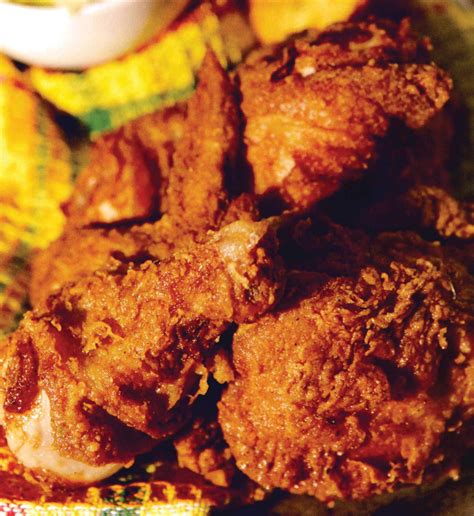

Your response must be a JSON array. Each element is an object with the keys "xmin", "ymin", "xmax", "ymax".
[
  {"xmin": 30, "ymin": 196, "xmax": 259, "ymax": 310},
  {"xmin": 1, "ymin": 219, "xmax": 282, "ymax": 485},
  {"xmin": 165, "ymin": 51, "xmax": 240, "ymax": 229},
  {"xmin": 63, "ymin": 105, "xmax": 186, "ymax": 228},
  {"xmin": 174, "ymin": 407, "xmax": 237, "ymax": 488},
  {"xmin": 219, "ymin": 225, "xmax": 474, "ymax": 503},
  {"xmin": 29, "ymin": 218, "xmax": 194, "ymax": 309},
  {"xmin": 238, "ymin": 19, "xmax": 452, "ymax": 209}
]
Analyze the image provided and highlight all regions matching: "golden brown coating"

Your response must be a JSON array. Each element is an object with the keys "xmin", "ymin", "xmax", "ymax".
[
  {"xmin": 219, "ymin": 228, "xmax": 474, "ymax": 502},
  {"xmin": 29, "ymin": 217, "xmax": 192, "ymax": 309},
  {"xmin": 1, "ymin": 329, "xmax": 154, "ymax": 468},
  {"xmin": 63, "ymin": 129, "xmax": 157, "ymax": 227},
  {"xmin": 238, "ymin": 19, "xmax": 452, "ymax": 209},
  {"xmin": 131, "ymin": 103, "xmax": 187, "ymax": 186},
  {"xmin": 166, "ymin": 51, "xmax": 240, "ymax": 229},
  {"xmin": 65, "ymin": 50, "xmax": 235, "ymax": 230},
  {"xmin": 63, "ymin": 105, "xmax": 186, "ymax": 228},
  {"xmin": 172, "ymin": 361, "xmax": 237, "ymax": 489},
  {"xmin": 174, "ymin": 413, "xmax": 237, "ymax": 488},
  {"xmin": 2, "ymin": 219, "xmax": 283, "ymax": 483},
  {"xmin": 55, "ymin": 220, "xmax": 282, "ymax": 438},
  {"xmin": 30, "ymin": 52, "xmax": 248, "ymax": 309},
  {"xmin": 29, "ymin": 194, "xmax": 260, "ymax": 310},
  {"xmin": 315, "ymin": 98, "xmax": 459, "ymax": 232}
]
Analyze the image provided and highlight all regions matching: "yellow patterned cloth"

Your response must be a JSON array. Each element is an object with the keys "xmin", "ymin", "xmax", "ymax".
[
  {"xmin": 28, "ymin": 4, "xmax": 252, "ymax": 136},
  {"xmin": 0, "ymin": 55, "xmax": 74, "ymax": 337}
]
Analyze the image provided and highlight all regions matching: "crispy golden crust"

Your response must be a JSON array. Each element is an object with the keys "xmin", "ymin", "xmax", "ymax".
[
  {"xmin": 238, "ymin": 19, "xmax": 452, "ymax": 209},
  {"xmin": 29, "ymin": 216, "xmax": 193, "ymax": 309},
  {"xmin": 63, "ymin": 105, "xmax": 186, "ymax": 228},
  {"xmin": 63, "ymin": 129, "xmax": 157, "ymax": 227},
  {"xmin": 174, "ymin": 413, "xmax": 237, "ymax": 488},
  {"xmin": 29, "ymin": 194, "xmax": 260, "ymax": 310},
  {"xmin": 131, "ymin": 104, "xmax": 187, "ymax": 202},
  {"xmin": 172, "ymin": 362, "xmax": 238, "ymax": 489},
  {"xmin": 219, "ymin": 228, "xmax": 474, "ymax": 502},
  {"xmin": 3, "ymin": 220, "xmax": 283, "ymax": 474},
  {"xmin": 30, "ymin": 51, "xmax": 247, "ymax": 310},
  {"xmin": 58, "ymin": 50, "xmax": 236, "ymax": 230},
  {"xmin": 166, "ymin": 52, "xmax": 240, "ymax": 229},
  {"xmin": 2, "ymin": 328, "xmax": 155, "ymax": 468}
]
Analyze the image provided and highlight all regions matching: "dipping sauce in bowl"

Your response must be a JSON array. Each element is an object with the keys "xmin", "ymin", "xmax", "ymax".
[{"xmin": 0, "ymin": 0, "xmax": 188, "ymax": 69}]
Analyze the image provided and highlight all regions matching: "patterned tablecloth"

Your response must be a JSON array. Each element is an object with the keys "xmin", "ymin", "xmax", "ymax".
[{"xmin": 0, "ymin": 1, "xmax": 472, "ymax": 514}]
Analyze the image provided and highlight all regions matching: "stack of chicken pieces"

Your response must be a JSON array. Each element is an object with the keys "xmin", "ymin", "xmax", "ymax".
[{"xmin": 1, "ymin": 19, "xmax": 473, "ymax": 506}]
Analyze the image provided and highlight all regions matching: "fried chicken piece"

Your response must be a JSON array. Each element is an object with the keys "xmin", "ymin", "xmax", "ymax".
[
  {"xmin": 65, "ymin": 50, "xmax": 236, "ymax": 230},
  {"xmin": 61, "ymin": 220, "xmax": 282, "ymax": 437},
  {"xmin": 238, "ymin": 19, "xmax": 452, "ymax": 210},
  {"xmin": 29, "ymin": 193, "xmax": 259, "ymax": 309},
  {"xmin": 219, "ymin": 226, "xmax": 474, "ymax": 503},
  {"xmin": 63, "ymin": 105, "xmax": 186, "ymax": 228},
  {"xmin": 174, "ymin": 412, "xmax": 237, "ymax": 488},
  {"xmin": 29, "ymin": 216, "xmax": 192, "ymax": 309},
  {"xmin": 30, "ymin": 52, "xmax": 247, "ymax": 309},
  {"xmin": 1, "ymin": 220, "xmax": 283, "ymax": 485},
  {"xmin": 316, "ymin": 94, "xmax": 459, "ymax": 230},
  {"xmin": 0, "ymin": 336, "xmax": 154, "ymax": 485},
  {"xmin": 165, "ymin": 51, "xmax": 240, "ymax": 229}
]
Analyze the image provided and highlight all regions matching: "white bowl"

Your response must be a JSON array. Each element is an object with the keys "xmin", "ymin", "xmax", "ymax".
[{"xmin": 0, "ymin": 0, "xmax": 188, "ymax": 70}]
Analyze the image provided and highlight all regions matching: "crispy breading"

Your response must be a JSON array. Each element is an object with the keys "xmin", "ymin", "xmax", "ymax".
[
  {"xmin": 238, "ymin": 19, "xmax": 452, "ymax": 209},
  {"xmin": 173, "ymin": 365, "xmax": 237, "ymax": 489},
  {"xmin": 1, "ymin": 330, "xmax": 154, "ymax": 466},
  {"xmin": 63, "ymin": 105, "xmax": 186, "ymax": 228},
  {"xmin": 174, "ymin": 413, "xmax": 237, "ymax": 488},
  {"xmin": 64, "ymin": 128, "xmax": 157, "ymax": 226},
  {"xmin": 29, "ymin": 193, "xmax": 260, "ymax": 309},
  {"xmin": 56, "ymin": 221, "xmax": 282, "ymax": 438},
  {"xmin": 165, "ymin": 51, "xmax": 240, "ymax": 229},
  {"xmin": 29, "ymin": 216, "xmax": 191, "ymax": 309},
  {"xmin": 131, "ymin": 104, "xmax": 187, "ymax": 192},
  {"xmin": 219, "ymin": 226, "xmax": 474, "ymax": 502},
  {"xmin": 30, "ymin": 52, "xmax": 249, "ymax": 309},
  {"xmin": 1, "ymin": 220, "xmax": 283, "ymax": 484},
  {"xmin": 64, "ymin": 51, "xmax": 236, "ymax": 230}
]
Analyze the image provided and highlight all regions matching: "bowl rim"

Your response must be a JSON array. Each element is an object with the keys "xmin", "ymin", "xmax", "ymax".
[{"xmin": 0, "ymin": 0, "xmax": 147, "ymax": 16}]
